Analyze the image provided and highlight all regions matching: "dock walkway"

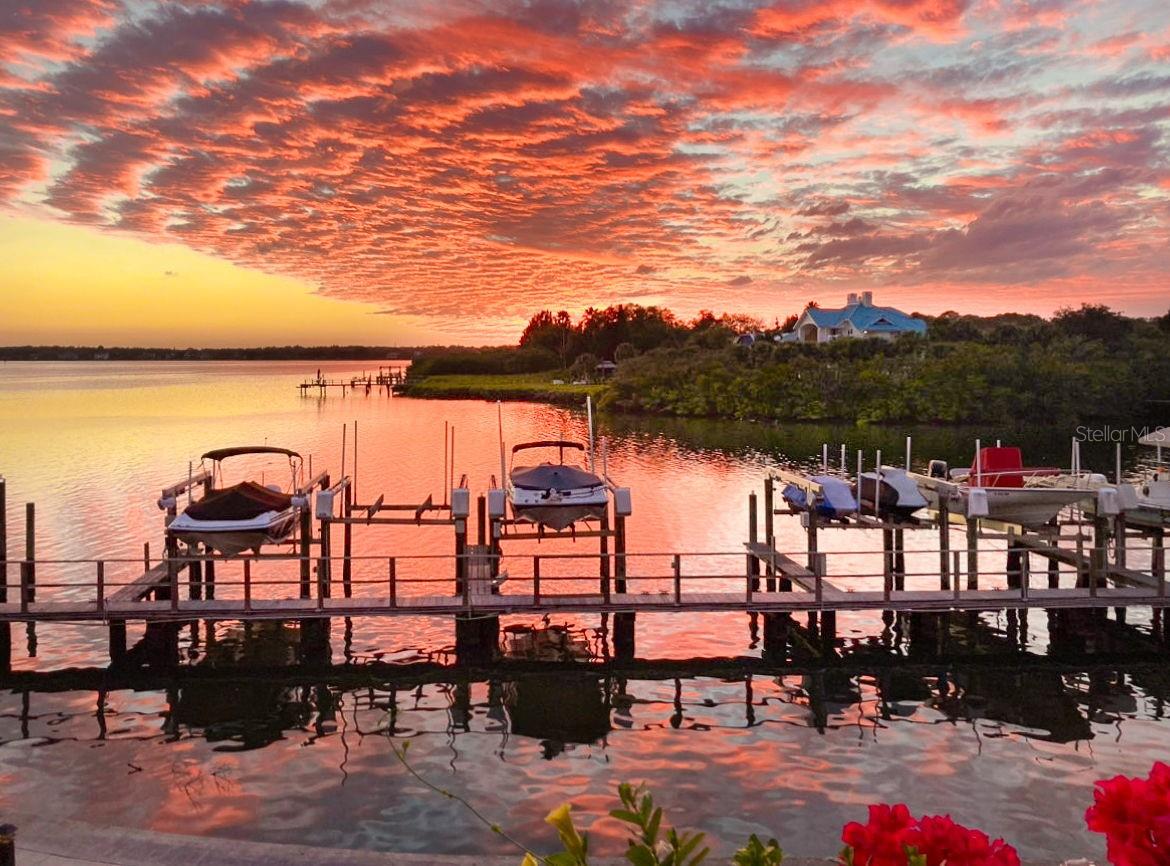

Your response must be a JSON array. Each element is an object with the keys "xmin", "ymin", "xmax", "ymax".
[{"xmin": 2, "ymin": 584, "xmax": 1166, "ymax": 624}]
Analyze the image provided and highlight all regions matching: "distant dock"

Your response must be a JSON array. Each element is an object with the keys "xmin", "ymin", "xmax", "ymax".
[{"xmin": 297, "ymin": 365, "xmax": 405, "ymax": 396}]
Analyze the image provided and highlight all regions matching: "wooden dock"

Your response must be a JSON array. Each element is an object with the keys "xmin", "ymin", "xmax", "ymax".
[
  {"xmin": 1, "ymin": 465, "xmax": 1167, "ymax": 671},
  {"xmin": 1, "ymin": 581, "xmax": 1167, "ymax": 625},
  {"xmin": 297, "ymin": 366, "xmax": 405, "ymax": 395}
]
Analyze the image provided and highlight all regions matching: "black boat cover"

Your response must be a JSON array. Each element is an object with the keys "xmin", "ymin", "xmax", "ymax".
[
  {"xmin": 184, "ymin": 481, "xmax": 293, "ymax": 521},
  {"xmin": 201, "ymin": 446, "xmax": 300, "ymax": 462},
  {"xmin": 511, "ymin": 464, "xmax": 602, "ymax": 491}
]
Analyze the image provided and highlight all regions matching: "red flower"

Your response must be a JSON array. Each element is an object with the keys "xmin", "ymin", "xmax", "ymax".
[
  {"xmin": 1085, "ymin": 761, "xmax": 1170, "ymax": 866},
  {"xmin": 841, "ymin": 805, "xmax": 1019, "ymax": 866},
  {"xmin": 842, "ymin": 804, "xmax": 916, "ymax": 866},
  {"xmin": 909, "ymin": 815, "xmax": 1020, "ymax": 866}
]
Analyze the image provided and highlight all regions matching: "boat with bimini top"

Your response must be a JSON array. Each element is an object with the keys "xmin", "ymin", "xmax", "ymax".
[
  {"xmin": 507, "ymin": 440, "xmax": 609, "ymax": 530},
  {"xmin": 163, "ymin": 446, "xmax": 308, "ymax": 556}
]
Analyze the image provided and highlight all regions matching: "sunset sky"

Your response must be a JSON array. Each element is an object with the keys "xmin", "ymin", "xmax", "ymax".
[{"xmin": 1, "ymin": 0, "xmax": 1168, "ymax": 346}]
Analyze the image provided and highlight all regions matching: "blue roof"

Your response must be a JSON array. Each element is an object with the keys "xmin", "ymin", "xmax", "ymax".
[{"xmin": 805, "ymin": 302, "xmax": 925, "ymax": 334}]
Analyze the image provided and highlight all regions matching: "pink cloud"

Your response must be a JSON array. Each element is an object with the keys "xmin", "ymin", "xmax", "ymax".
[{"xmin": 0, "ymin": 0, "xmax": 1168, "ymax": 331}]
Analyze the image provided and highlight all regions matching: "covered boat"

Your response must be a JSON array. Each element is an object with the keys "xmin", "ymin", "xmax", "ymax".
[
  {"xmin": 911, "ymin": 446, "xmax": 1091, "ymax": 526},
  {"xmin": 508, "ymin": 440, "xmax": 608, "ymax": 530},
  {"xmin": 165, "ymin": 446, "xmax": 305, "ymax": 556},
  {"xmin": 781, "ymin": 474, "xmax": 858, "ymax": 520},
  {"xmin": 853, "ymin": 466, "xmax": 928, "ymax": 520}
]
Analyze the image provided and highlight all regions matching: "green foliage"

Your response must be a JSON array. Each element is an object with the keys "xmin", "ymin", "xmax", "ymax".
[
  {"xmin": 570, "ymin": 352, "xmax": 601, "ymax": 382},
  {"xmin": 1053, "ymin": 303, "xmax": 1133, "ymax": 344},
  {"xmin": 397, "ymin": 372, "xmax": 604, "ymax": 405},
  {"xmin": 614, "ymin": 342, "xmax": 639, "ymax": 363},
  {"xmin": 603, "ymin": 319, "xmax": 1167, "ymax": 426},
  {"xmin": 731, "ymin": 835, "xmax": 784, "ymax": 866},
  {"xmin": 409, "ymin": 346, "xmax": 562, "ymax": 376},
  {"xmin": 610, "ymin": 783, "xmax": 710, "ymax": 866},
  {"xmin": 412, "ymin": 302, "xmax": 1167, "ymax": 428},
  {"xmin": 520, "ymin": 305, "xmax": 686, "ymax": 362}
]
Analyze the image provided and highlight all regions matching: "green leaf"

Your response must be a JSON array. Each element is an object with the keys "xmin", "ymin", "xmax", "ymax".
[
  {"xmin": 610, "ymin": 809, "xmax": 643, "ymax": 826},
  {"xmin": 646, "ymin": 807, "xmax": 663, "ymax": 843},
  {"xmin": 625, "ymin": 843, "xmax": 657, "ymax": 866}
]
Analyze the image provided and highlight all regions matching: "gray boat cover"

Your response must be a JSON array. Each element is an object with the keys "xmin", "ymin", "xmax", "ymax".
[
  {"xmin": 511, "ymin": 464, "xmax": 603, "ymax": 491},
  {"xmin": 811, "ymin": 475, "xmax": 858, "ymax": 513}
]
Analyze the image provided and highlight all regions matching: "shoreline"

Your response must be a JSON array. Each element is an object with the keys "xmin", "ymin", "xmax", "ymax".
[{"xmin": 396, "ymin": 372, "xmax": 606, "ymax": 406}]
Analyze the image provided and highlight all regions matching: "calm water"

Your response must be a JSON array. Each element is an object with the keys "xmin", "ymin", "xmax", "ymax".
[{"xmin": 0, "ymin": 361, "xmax": 1167, "ymax": 860}]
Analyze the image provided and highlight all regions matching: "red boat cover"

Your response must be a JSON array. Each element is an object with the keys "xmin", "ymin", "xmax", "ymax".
[
  {"xmin": 967, "ymin": 447, "xmax": 1058, "ymax": 488},
  {"xmin": 184, "ymin": 481, "xmax": 293, "ymax": 521}
]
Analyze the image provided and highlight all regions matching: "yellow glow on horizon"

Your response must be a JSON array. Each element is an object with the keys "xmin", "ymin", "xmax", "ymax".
[{"xmin": 0, "ymin": 215, "xmax": 445, "ymax": 347}]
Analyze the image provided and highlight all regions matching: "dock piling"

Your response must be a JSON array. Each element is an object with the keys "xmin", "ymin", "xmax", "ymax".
[
  {"xmin": 938, "ymin": 497, "xmax": 951, "ymax": 590},
  {"xmin": 747, "ymin": 492, "xmax": 760, "ymax": 592},
  {"xmin": 0, "ymin": 479, "xmax": 8, "ymax": 672},
  {"xmin": 0, "ymin": 477, "xmax": 7, "ymax": 604},
  {"xmin": 965, "ymin": 518, "xmax": 978, "ymax": 590},
  {"xmin": 599, "ymin": 509, "xmax": 611, "ymax": 592},
  {"xmin": 763, "ymin": 477, "xmax": 776, "ymax": 591},
  {"xmin": 614, "ymin": 512, "xmax": 628, "ymax": 593},
  {"xmin": 1, "ymin": 822, "xmax": 15, "ymax": 866},
  {"xmin": 20, "ymin": 502, "xmax": 35, "ymax": 610},
  {"xmin": 613, "ymin": 611, "xmax": 636, "ymax": 660}
]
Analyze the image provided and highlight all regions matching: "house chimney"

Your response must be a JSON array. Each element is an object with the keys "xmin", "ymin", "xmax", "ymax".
[
  {"xmin": 846, "ymin": 292, "xmax": 859, "ymax": 305},
  {"xmin": 861, "ymin": 291, "xmax": 873, "ymax": 305}
]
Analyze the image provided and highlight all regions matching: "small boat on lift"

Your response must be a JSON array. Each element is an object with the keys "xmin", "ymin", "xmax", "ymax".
[
  {"xmin": 164, "ymin": 446, "xmax": 307, "ymax": 556},
  {"xmin": 1084, "ymin": 428, "xmax": 1170, "ymax": 528},
  {"xmin": 780, "ymin": 473, "xmax": 858, "ymax": 520},
  {"xmin": 911, "ymin": 445, "xmax": 1092, "ymax": 526},
  {"xmin": 853, "ymin": 466, "xmax": 928, "ymax": 521},
  {"xmin": 508, "ymin": 440, "xmax": 609, "ymax": 530}
]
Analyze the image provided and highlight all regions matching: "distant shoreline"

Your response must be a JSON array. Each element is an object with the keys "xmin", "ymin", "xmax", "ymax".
[
  {"xmin": 0, "ymin": 346, "xmax": 422, "ymax": 361},
  {"xmin": 396, "ymin": 371, "xmax": 605, "ymax": 406}
]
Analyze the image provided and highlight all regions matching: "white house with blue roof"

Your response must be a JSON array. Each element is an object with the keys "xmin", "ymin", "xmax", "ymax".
[{"xmin": 783, "ymin": 292, "xmax": 926, "ymax": 344}]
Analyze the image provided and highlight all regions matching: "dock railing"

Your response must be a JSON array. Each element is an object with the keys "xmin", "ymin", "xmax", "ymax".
[{"xmin": 0, "ymin": 538, "xmax": 1165, "ymax": 620}]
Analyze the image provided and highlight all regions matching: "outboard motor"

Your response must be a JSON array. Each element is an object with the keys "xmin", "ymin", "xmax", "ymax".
[{"xmin": 928, "ymin": 459, "xmax": 948, "ymax": 479}]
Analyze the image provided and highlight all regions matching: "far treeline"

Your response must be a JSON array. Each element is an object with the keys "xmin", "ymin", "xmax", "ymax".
[{"xmin": 407, "ymin": 303, "xmax": 1170, "ymax": 425}]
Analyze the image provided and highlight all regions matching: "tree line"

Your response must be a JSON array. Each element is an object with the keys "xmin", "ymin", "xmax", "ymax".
[{"xmin": 409, "ymin": 302, "xmax": 1170, "ymax": 426}]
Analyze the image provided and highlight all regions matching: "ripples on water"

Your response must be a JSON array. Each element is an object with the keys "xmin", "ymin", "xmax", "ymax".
[{"xmin": 0, "ymin": 361, "xmax": 1167, "ymax": 860}]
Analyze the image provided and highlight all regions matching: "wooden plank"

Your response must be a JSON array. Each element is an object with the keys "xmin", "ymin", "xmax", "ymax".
[
  {"xmin": 1014, "ymin": 535, "xmax": 1157, "ymax": 588},
  {"xmin": 107, "ymin": 561, "xmax": 170, "ymax": 603},
  {"xmin": 744, "ymin": 542, "xmax": 848, "ymax": 600}
]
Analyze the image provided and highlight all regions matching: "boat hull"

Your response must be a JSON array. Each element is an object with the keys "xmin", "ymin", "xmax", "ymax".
[
  {"xmin": 168, "ymin": 509, "xmax": 298, "ymax": 556},
  {"xmin": 912, "ymin": 474, "xmax": 1089, "ymax": 526},
  {"xmin": 510, "ymin": 500, "xmax": 608, "ymax": 531}
]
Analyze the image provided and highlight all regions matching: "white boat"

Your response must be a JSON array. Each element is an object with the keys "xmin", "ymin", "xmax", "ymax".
[
  {"xmin": 507, "ymin": 440, "xmax": 609, "ymax": 530},
  {"xmin": 1094, "ymin": 428, "xmax": 1170, "ymax": 528},
  {"xmin": 164, "ymin": 446, "xmax": 307, "ymax": 556},
  {"xmin": 911, "ymin": 446, "xmax": 1093, "ymax": 527},
  {"xmin": 1061, "ymin": 429, "xmax": 1170, "ymax": 528}
]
